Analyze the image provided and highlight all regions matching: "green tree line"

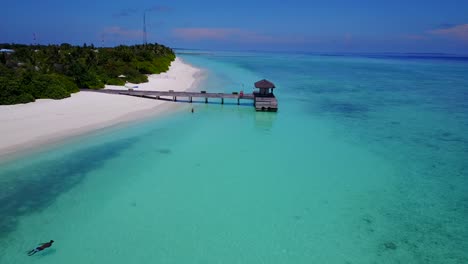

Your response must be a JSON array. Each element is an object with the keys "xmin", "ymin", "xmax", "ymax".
[{"xmin": 0, "ymin": 43, "xmax": 175, "ymax": 105}]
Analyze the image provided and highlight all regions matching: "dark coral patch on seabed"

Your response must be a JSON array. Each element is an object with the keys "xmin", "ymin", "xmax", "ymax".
[{"xmin": 0, "ymin": 137, "xmax": 135, "ymax": 238}]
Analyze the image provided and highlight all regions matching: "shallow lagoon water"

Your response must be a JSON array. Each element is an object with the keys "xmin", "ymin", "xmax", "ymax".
[{"xmin": 0, "ymin": 52, "xmax": 467, "ymax": 263}]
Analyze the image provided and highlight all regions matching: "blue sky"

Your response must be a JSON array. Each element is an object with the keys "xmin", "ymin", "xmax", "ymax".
[{"xmin": 2, "ymin": 0, "xmax": 468, "ymax": 53}]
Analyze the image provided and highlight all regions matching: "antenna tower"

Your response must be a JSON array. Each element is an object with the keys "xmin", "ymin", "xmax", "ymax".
[{"xmin": 143, "ymin": 12, "xmax": 148, "ymax": 44}]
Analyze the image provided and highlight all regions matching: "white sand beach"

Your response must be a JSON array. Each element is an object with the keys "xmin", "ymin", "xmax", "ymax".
[{"xmin": 0, "ymin": 57, "xmax": 201, "ymax": 159}]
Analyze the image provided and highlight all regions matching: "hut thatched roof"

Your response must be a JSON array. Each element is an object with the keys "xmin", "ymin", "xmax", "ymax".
[{"xmin": 255, "ymin": 79, "xmax": 275, "ymax": 89}]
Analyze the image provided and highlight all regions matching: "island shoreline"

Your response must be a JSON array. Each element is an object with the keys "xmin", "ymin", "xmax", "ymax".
[{"xmin": 0, "ymin": 57, "xmax": 205, "ymax": 162}]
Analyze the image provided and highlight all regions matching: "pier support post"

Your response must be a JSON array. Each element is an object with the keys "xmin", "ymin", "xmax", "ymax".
[
  {"xmin": 173, "ymin": 96, "xmax": 176, "ymax": 101},
  {"xmin": 205, "ymin": 98, "xmax": 208, "ymax": 104},
  {"xmin": 221, "ymin": 98, "xmax": 224, "ymax": 104},
  {"xmin": 237, "ymin": 98, "xmax": 240, "ymax": 105},
  {"xmin": 189, "ymin": 96, "xmax": 192, "ymax": 103}
]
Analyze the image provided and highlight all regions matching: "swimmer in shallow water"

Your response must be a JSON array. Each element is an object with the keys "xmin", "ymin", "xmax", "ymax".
[{"xmin": 27, "ymin": 240, "xmax": 54, "ymax": 256}]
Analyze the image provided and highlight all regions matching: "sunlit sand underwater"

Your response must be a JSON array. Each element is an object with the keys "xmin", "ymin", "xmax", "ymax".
[{"xmin": 1, "ymin": 52, "xmax": 467, "ymax": 263}]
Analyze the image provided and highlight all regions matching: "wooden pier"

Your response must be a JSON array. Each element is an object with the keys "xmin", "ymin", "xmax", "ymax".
[{"xmin": 82, "ymin": 79, "xmax": 278, "ymax": 112}]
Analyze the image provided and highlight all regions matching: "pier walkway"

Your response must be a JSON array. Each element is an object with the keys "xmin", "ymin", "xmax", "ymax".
[
  {"xmin": 81, "ymin": 88, "xmax": 255, "ymax": 105},
  {"xmin": 81, "ymin": 79, "xmax": 278, "ymax": 112}
]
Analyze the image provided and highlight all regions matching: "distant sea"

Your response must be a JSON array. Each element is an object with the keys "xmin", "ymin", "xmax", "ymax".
[{"xmin": 1, "ymin": 51, "xmax": 467, "ymax": 263}]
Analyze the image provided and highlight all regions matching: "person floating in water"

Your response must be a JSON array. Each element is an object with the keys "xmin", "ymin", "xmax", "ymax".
[
  {"xmin": 27, "ymin": 240, "xmax": 54, "ymax": 256},
  {"xmin": 191, "ymin": 108, "xmax": 194, "ymax": 113}
]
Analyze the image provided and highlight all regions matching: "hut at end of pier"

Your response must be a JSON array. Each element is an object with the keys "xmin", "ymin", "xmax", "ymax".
[{"xmin": 253, "ymin": 79, "xmax": 278, "ymax": 112}]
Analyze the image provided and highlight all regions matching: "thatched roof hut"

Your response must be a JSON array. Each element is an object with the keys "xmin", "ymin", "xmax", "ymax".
[
  {"xmin": 254, "ymin": 79, "xmax": 276, "ymax": 89},
  {"xmin": 254, "ymin": 79, "xmax": 276, "ymax": 96}
]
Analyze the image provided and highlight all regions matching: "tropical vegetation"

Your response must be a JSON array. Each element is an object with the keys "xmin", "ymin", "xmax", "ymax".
[{"xmin": 0, "ymin": 43, "xmax": 175, "ymax": 105}]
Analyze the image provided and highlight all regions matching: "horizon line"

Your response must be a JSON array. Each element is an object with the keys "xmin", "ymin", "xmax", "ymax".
[{"xmin": 2, "ymin": 42, "xmax": 468, "ymax": 57}]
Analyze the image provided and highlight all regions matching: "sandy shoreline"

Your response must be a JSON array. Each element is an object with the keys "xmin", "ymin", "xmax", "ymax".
[{"xmin": 0, "ymin": 57, "xmax": 202, "ymax": 160}]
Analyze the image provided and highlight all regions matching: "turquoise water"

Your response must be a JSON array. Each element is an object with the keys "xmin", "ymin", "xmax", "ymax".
[{"xmin": 1, "ymin": 52, "xmax": 467, "ymax": 263}]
